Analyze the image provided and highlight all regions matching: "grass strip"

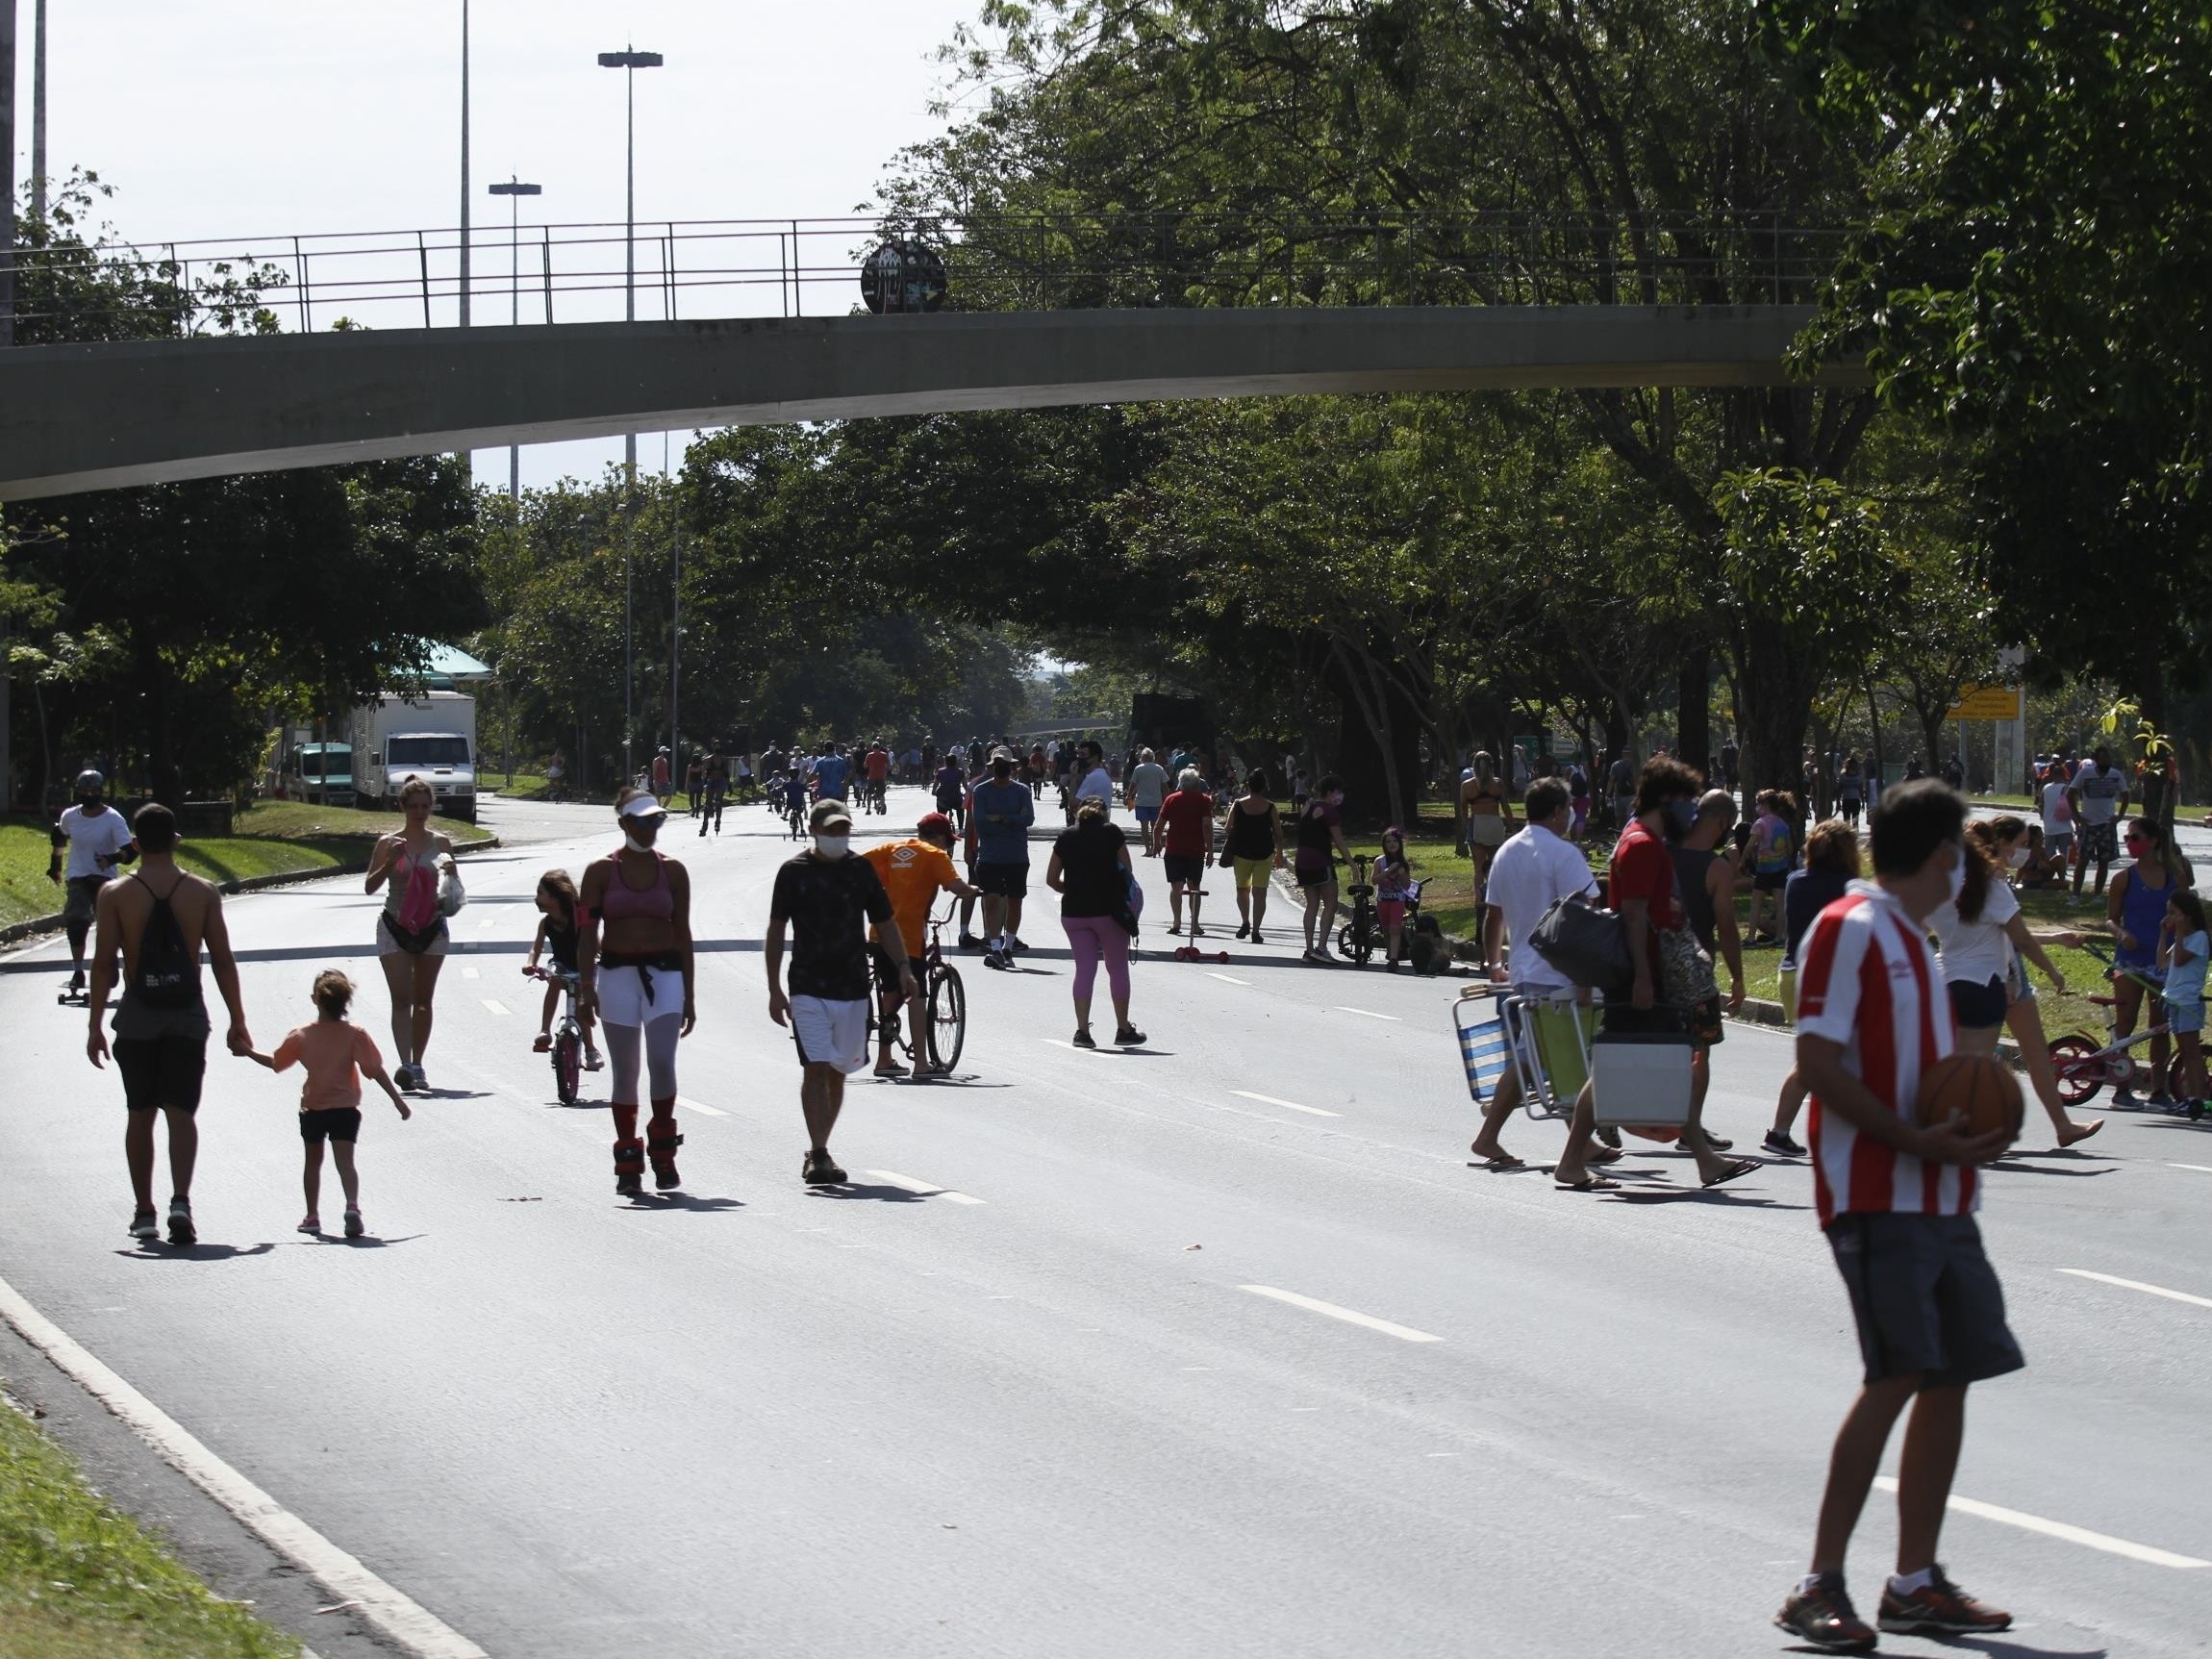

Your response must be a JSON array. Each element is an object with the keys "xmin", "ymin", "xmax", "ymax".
[{"xmin": 0, "ymin": 1388, "xmax": 299, "ymax": 1659}]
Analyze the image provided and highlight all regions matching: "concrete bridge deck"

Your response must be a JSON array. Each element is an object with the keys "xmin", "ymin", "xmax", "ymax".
[{"xmin": 0, "ymin": 304, "xmax": 1855, "ymax": 500}]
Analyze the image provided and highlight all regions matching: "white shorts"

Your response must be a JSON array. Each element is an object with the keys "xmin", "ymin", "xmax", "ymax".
[
  {"xmin": 791, "ymin": 995, "xmax": 869, "ymax": 1073},
  {"xmin": 375, "ymin": 914, "xmax": 449, "ymax": 957},
  {"xmin": 595, "ymin": 962, "xmax": 683, "ymax": 1027}
]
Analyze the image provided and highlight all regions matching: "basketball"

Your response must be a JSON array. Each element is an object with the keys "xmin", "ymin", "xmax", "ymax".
[{"xmin": 1915, "ymin": 1053, "xmax": 2023, "ymax": 1141}]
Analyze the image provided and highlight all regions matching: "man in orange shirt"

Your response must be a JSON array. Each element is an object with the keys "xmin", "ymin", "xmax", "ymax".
[{"xmin": 862, "ymin": 814, "xmax": 979, "ymax": 1075}]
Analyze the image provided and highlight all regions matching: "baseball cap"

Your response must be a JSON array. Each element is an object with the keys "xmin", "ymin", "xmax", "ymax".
[
  {"xmin": 809, "ymin": 798, "xmax": 854, "ymax": 832},
  {"xmin": 917, "ymin": 812, "xmax": 954, "ymax": 839}
]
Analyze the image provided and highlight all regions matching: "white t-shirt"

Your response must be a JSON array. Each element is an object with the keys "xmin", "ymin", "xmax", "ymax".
[
  {"xmin": 1929, "ymin": 877, "xmax": 2021, "ymax": 989},
  {"xmin": 57, "ymin": 803, "xmax": 135, "ymax": 881},
  {"xmin": 2073, "ymin": 762, "xmax": 2125, "ymax": 825},
  {"xmin": 1128, "ymin": 762, "xmax": 1169, "ymax": 809},
  {"xmin": 1076, "ymin": 766, "xmax": 1115, "ymax": 805},
  {"xmin": 1488, "ymin": 822, "xmax": 1599, "ymax": 993},
  {"xmin": 2040, "ymin": 779, "xmax": 2073, "ymax": 837}
]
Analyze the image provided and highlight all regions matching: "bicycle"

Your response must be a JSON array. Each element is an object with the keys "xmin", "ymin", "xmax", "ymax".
[
  {"xmin": 525, "ymin": 965, "xmax": 588, "ymax": 1106},
  {"xmin": 2048, "ymin": 940, "xmax": 2175, "ymax": 1105},
  {"xmin": 1337, "ymin": 854, "xmax": 1379, "ymax": 966},
  {"xmin": 871, "ymin": 907, "xmax": 968, "ymax": 1072}
]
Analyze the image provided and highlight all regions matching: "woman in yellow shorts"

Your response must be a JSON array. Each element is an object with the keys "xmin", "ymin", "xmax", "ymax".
[{"xmin": 1221, "ymin": 769, "xmax": 1287, "ymax": 943}]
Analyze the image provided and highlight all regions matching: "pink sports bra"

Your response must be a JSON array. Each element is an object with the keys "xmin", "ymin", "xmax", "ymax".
[{"xmin": 599, "ymin": 849, "xmax": 674, "ymax": 922}]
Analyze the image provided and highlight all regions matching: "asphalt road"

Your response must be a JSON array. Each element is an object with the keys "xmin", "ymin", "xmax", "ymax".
[{"xmin": 1, "ymin": 787, "xmax": 2206, "ymax": 1658}]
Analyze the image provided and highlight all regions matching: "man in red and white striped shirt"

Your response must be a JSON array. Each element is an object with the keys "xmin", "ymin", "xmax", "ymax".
[{"xmin": 1775, "ymin": 781, "xmax": 2022, "ymax": 1653}]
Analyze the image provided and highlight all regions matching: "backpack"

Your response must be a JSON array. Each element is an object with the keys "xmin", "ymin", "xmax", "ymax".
[
  {"xmin": 1528, "ymin": 893, "xmax": 1634, "ymax": 997},
  {"xmin": 132, "ymin": 876, "xmax": 200, "ymax": 1008}
]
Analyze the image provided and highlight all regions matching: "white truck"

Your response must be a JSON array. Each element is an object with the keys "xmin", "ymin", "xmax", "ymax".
[{"xmin": 348, "ymin": 691, "xmax": 480, "ymax": 822}]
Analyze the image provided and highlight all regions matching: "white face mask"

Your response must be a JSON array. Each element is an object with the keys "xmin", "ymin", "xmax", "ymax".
[
  {"xmin": 623, "ymin": 833, "xmax": 656, "ymax": 855},
  {"xmin": 814, "ymin": 833, "xmax": 850, "ymax": 860},
  {"xmin": 2007, "ymin": 845, "xmax": 2030, "ymax": 869}
]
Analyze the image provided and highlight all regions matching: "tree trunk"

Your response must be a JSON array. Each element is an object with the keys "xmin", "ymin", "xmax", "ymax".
[
  {"xmin": 1676, "ymin": 646, "xmax": 1711, "ymax": 778},
  {"xmin": 1735, "ymin": 621, "xmax": 1822, "ymax": 805}
]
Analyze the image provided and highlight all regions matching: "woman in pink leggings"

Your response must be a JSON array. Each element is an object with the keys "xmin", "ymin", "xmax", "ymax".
[{"xmin": 1046, "ymin": 794, "xmax": 1146, "ymax": 1046}]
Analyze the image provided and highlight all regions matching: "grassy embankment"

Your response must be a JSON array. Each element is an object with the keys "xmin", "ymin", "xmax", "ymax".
[
  {"xmin": 1, "ymin": 801, "xmax": 492, "ymax": 932},
  {"xmin": 0, "ymin": 1392, "xmax": 299, "ymax": 1659},
  {"xmin": 1332, "ymin": 803, "xmax": 2119, "ymax": 1040}
]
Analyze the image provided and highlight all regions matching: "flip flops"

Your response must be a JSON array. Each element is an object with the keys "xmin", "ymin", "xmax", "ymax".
[
  {"xmin": 1702, "ymin": 1158, "xmax": 1761, "ymax": 1189},
  {"xmin": 1555, "ymin": 1174, "xmax": 1621, "ymax": 1193}
]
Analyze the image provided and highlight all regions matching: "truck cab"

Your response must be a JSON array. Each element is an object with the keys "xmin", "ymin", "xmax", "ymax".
[
  {"xmin": 377, "ymin": 732, "xmax": 478, "ymax": 822},
  {"xmin": 282, "ymin": 742, "xmax": 355, "ymax": 807}
]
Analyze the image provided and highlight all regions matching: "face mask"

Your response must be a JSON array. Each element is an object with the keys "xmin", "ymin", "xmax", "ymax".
[
  {"xmin": 623, "ymin": 832, "xmax": 656, "ymax": 854},
  {"xmin": 1947, "ymin": 846, "xmax": 1968, "ymax": 903},
  {"xmin": 80, "ymin": 794, "xmax": 104, "ymax": 811},
  {"xmin": 1666, "ymin": 798, "xmax": 1697, "ymax": 836},
  {"xmin": 2007, "ymin": 845, "xmax": 2030, "ymax": 869},
  {"xmin": 814, "ymin": 833, "xmax": 850, "ymax": 860}
]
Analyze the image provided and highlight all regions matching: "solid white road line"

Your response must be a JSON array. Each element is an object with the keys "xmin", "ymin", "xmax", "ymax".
[
  {"xmin": 1238, "ymin": 1284, "xmax": 1442, "ymax": 1344},
  {"xmin": 865, "ymin": 1169, "xmax": 986, "ymax": 1205},
  {"xmin": 1334, "ymin": 1006, "xmax": 1401, "ymax": 1021},
  {"xmin": 0, "ymin": 1272, "xmax": 489, "ymax": 1658},
  {"xmin": 674, "ymin": 1096, "xmax": 729, "ymax": 1119},
  {"xmin": 1206, "ymin": 971, "xmax": 1252, "ymax": 986},
  {"xmin": 1230, "ymin": 1090, "xmax": 1342, "ymax": 1119},
  {"xmin": 479, "ymin": 999, "xmax": 511, "ymax": 1017},
  {"xmin": 2167, "ymin": 1163, "xmax": 2212, "ymax": 1174},
  {"xmin": 1871, "ymin": 1476, "xmax": 2208, "ymax": 1570},
  {"xmin": 2058, "ymin": 1268, "xmax": 2212, "ymax": 1311}
]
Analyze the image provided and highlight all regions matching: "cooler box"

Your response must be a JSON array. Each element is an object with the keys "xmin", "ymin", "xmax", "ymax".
[{"xmin": 1590, "ymin": 1030, "xmax": 1695, "ymax": 1129}]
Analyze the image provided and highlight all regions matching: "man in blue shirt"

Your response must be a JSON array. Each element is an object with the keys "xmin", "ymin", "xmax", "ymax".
[
  {"xmin": 969, "ymin": 750, "xmax": 1037, "ymax": 969},
  {"xmin": 814, "ymin": 744, "xmax": 852, "ymax": 802}
]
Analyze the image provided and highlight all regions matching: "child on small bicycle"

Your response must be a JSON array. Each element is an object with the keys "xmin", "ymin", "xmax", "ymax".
[
  {"xmin": 1375, "ymin": 826, "xmax": 1417, "ymax": 971},
  {"xmin": 526, "ymin": 869, "xmax": 601, "ymax": 1069},
  {"xmin": 244, "ymin": 970, "xmax": 410, "ymax": 1238},
  {"xmin": 2160, "ymin": 887, "xmax": 2208, "ymax": 1114}
]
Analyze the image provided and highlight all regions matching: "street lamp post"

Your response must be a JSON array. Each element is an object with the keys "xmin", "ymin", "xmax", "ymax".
[
  {"xmin": 459, "ymin": 0, "xmax": 471, "ymax": 328},
  {"xmin": 29, "ymin": 0, "xmax": 43, "ymax": 224},
  {"xmin": 487, "ymin": 177, "xmax": 540, "ymax": 503},
  {"xmin": 598, "ymin": 44, "xmax": 661, "ymax": 787}
]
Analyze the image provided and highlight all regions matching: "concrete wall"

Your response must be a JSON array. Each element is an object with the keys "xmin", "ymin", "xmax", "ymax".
[{"xmin": 0, "ymin": 304, "xmax": 1858, "ymax": 500}]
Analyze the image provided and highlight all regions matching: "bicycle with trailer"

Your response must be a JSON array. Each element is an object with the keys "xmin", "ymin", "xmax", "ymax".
[
  {"xmin": 868, "ymin": 902, "xmax": 969, "ymax": 1073},
  {"xmin": 524, "ymin": 964, "xmax": 591, "ymax": 1106},
  {"xmin": 1335, "ymin": 855, "xmax": 1427, "ymax": 968}
]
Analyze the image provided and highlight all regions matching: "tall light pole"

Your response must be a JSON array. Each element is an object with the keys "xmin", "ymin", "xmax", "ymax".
[
  {"xmin": 598, "ymin": 44, "xmax": 661, "ymax": 786},
  {"xmin": 458, "ymin": 0, "xmax": 471, "ymax": 328},
  {"xmin": 28, "ymin": 0, "xmax": 42, "ymax": 223},
  {"xmin": 487, "ymin": 176, "xmax": 540, "ymax": 502},
  {"xmin": 1, "ymin": 0, "xmax": 16, "ymax": 349}
]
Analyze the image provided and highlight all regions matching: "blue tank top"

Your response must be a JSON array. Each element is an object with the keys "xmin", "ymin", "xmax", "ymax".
[{"xmin": 2119, "ymin": 862, "xmax": 2172, "ymax": 969}]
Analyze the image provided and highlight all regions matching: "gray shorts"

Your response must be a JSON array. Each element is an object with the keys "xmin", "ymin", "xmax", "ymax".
[{"xmin": 1826, "ymin": 1212, "xmax": 2023, "ymax": 1388}]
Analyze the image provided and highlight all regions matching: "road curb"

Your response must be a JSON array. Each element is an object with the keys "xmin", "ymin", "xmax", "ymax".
[{"xmin": 0, "ymin": 836, "xmax": 504, "ymax": 951}]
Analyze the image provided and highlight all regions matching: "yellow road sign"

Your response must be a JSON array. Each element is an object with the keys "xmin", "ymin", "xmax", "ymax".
[{"xmin": 1947, "ymin": 684, "xmax": 2021, "ymax": 721}]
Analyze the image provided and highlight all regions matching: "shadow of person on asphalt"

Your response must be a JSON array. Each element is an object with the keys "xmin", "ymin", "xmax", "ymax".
[
  {"xmin": 1601, "ymin": 1189, "xmax": 1810, "ymax": 1209},
  {"xmin": 298, "ymin": 1233, "xmax": 426, "ymax": 1247},
  {"xmin": 617, "ymin": 1194, "xmax": 744, "ymax": 1213},
  {"xmin": 113, "ymin": 1243, "xmax": 279, "ymax": 1262},
  {"xmin": 1983, "ymin": 1160, "xmax": 2119, "ymax": 1177},
  {"xmin": 805, "ymin": 1183, "xmax": 926, "ymax": 1203}
]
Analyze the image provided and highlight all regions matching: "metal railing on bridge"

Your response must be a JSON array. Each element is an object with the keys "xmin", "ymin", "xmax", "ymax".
[{"xmin": 0, "ymin": 211, "xmax": 1846, "ymax": 341}]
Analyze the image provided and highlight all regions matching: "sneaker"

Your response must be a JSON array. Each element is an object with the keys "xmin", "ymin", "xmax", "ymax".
[
  {"xmin": 2150, "ymin": 1090, "xmax": 2177, "ymax": 1110},
  {"xmin": 2114, "ymin": 1088, "xmax": 2141, "ymax": 1109},
  {"xmin": 616, "ymin": 1170, "xmax": 643, "ymax": 1196},
  {"xmin": 959, "ymin": 932, "xmax": 984, "ymax": 951},
  {"xmin": 1249, "ymin": 929, "xmax": 1264, "ymax": 944},
  {"xmin": 1071, "ymin": 1029, "xmax": 1097, "ymax": 1048},
  {"xmin": 129, "ymin": 1209, "xmax": 159, "ymax": 1241},
  {"xmin": 803, "ymin": 1150, "xmax": 847, "ymax": 1185},
  {"xmin": 1114, "ymin": 1025, "xmax": 1146, "ymax": 1045},
  {"xmin": 983, "ymin": 949, "xmax": 1012, "ymax": 971},
  {"xmin": 165, "ymin": 1197, "xmax": 195, "ymax": 1247},
  {"xmin": 298, "ymin": 1215, "xmax": 321, "ymax": 1235},
  {"xmin": 1704, "ymin": 1132, "xmax": 1734, "ymax": 1151},
  {"xmin": 412, "ymin": 1065, "xmax": 430, "ymax": 1093},
  {"xmin": 1878, "ymin": 1567, "xmax": 2011, "ymax": 1635},
  {"xmin": 343, "ymin": 1208, "xmax": 364, "ymax": 1239},
  {"xmin": 1775, "ymin": 1573, "xmax": 1876, "ymax": 1653},
  {"xmin": 1236, "ymin": 923, "xmax": 1250, "ymax": 940},
  {"xmin": 1009, "ymin": 938, "xmax": 1030, "ymax": 955},
  {"xmin": 1762, "ymin": 1128, "xmax": 1806, "ymax": 1157},
  {"xmin": 1596, "ymin": 1125, "xmax": 1622, "ymax": 1150}
]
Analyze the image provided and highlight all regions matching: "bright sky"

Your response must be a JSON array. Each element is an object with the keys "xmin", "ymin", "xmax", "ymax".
[{"xmin": 20, "ymin": 0, "xmax": 988, "ymax": 489}]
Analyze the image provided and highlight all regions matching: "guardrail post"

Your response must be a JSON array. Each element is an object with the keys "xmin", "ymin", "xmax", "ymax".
[
  {"xmin": 792, "ymin": 219, "xmax": 801, "ymax": 316},
  {"xmin": 541, "ymin": 227, "xmax": 552, "ymax": 325},
  {"xmin": 294, "ymin": 235, "xmax": 310, "ymax": 333},
  {"xmin": 417, "ymin": 231, "xmax": 431, "ymax": 329}
]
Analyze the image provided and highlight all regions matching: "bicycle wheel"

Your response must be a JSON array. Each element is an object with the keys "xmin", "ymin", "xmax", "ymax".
[
  {"xmin": 926, "ymin": 964, "xmax": 966, "ymax": 1071},
  {"xmin": 553, "ymin": 1027, "xmax": 582, "ymax": 1107},
  {"xmin": 2046, "ymin": 1035, "xmax": 2101, "ymax": 1105}
]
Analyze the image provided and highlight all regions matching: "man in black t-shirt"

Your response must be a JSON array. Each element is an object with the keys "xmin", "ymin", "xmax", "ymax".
[{"xmin": 767, "ymin": 797, "xmax": 916, "ymax": 1184}]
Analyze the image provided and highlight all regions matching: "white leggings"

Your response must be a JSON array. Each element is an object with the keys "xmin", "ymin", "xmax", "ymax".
[{"xmin": 604, "ymin": 1015, "xmax": 681, "ymax": 1104}]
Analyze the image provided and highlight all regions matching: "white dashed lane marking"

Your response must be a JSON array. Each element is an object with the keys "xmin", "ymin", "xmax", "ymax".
[
  {"xmin": 1334, "ymin": 1006, "xmax": 1401, "ymax": 1021},
  {"xmin": 479, "ymin": 999, "xmax": 512, "ymax": 1017},
  {"xmin": 2166, "ymin": 1163, "xmax": 2212, "ymax": 1174},
  {"xmin": 1871, "ymin": 1477, "xmax": 2208, "ymax": 1570},
  {"xmin": 674, "ymin": 1096, "xmax": 728, "ymax": 1119},
  {"xmin": 1206, "ymin": 971, "xmax": 1252, "ymax": 986},
  {"xmin": 1230, "ymin": 1091, "xmax": 1341, "ymax": 1119},
  {"xmin": 2059, "ymin": 1269, "xmax": 2212, "ymax": 1311},
  {"xmin": 1238, "ymin": 1285, "xmax": 1441, "ymax": 1344},
  {"xmin": 865, "ymin": 1169, "xmax": 986, "ymax": 1205}
]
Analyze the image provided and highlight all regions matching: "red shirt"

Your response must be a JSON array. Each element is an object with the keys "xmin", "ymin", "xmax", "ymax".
[
  {"xmin": 1607, "ymin": 819, "xmax": 1680, "ymax": 979},
  {"xmin": 865, "ymin": 748, "xmax": 890, "ymax": 781},
  {"xmin": 1796, "ymin": 882, "xmax": 1967, "ymax": 1224},
  {"xmin": 1158, "ymin": 790, "xmax": 1213, "ymax": 859}
]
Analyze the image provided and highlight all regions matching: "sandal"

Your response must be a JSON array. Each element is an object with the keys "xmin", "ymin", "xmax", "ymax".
[
  {"xmin": 1588, "ymin": 1145, "xmax": 1625, "ymax": 1166},
  {"xmin": 1701, "ymin": 1157, "xmax": 1761, "ymax": 1189},
  {"xmin": 1470, "ymin": 1152, "xmax": 1525, "ymax": 1170},
  {"xmin": 1555, "ymin": 1174, "xmax": 1621, "ymax": 1193},
  {"xmin": 584, "ymin": 1051, "xmax": 605, "ymax": 1071},
  {"xmin": 533, "ymin": 1034, "xmax": 552, "ymax": 1053}
]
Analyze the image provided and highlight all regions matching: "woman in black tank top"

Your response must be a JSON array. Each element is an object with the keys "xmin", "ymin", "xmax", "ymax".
[{"xmin": 1224, "ymin": 770, "xmax": 1285, "ymax": 942}]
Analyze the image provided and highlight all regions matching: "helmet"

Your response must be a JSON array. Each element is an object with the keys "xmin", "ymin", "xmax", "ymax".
[
  {"xmin": 917, "ymin": 812, "xmax": 955, "ymax": 842},
  {"xmin": 75, "ymin": 768, "xmax": 106, "ymax": 793}
]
